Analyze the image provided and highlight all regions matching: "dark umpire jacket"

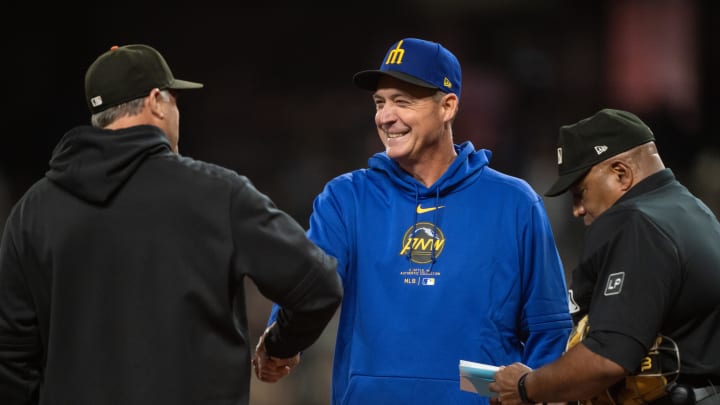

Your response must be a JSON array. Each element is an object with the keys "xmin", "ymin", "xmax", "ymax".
[
  {"xmin": 570, "ymin": 169, "xmax": 720, "ymax": 385},
  {"xmin": 0, "ymin": 125, "xmax": 342, "ymax": 404}
]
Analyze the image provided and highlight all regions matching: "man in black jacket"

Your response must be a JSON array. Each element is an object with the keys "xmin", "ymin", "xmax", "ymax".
[
  {"xmin": 0, "ymin": 44, "xmax": 342, "ymax": 405},
  {"xmin": 490, "ymin": 109, "xmax": 720, "ymax": 405}
]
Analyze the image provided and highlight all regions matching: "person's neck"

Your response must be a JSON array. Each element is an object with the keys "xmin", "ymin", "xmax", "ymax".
[
  {"xmin": 105, "ymin": 112, "xmax": 153, "ymax": 130},
  {"xmin": 631, "ymin": 150, "xmax": 666, "ymax": 186},
  {"xmin": 103, "ymin": 113, "xmax": 178, "ymax": 154},
  {"xmin": 400, "ymin": 146, "xmax": 458, "ymax": 188}
]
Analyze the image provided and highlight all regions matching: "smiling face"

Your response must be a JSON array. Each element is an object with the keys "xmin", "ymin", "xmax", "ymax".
[{"xmin": 372, "ymin": 76, "xmax": 457, "ymax": 168}]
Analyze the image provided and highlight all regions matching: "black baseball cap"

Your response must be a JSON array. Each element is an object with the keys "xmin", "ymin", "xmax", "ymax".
[
  {"xmin": 353, "ymin": 38, "xmax": 462, "ymax": 99},
  {"xmin": 544, "ymin": 108, "xmax": 655, "ymax": 197},
  {"xmin": 85, "ymin": 44, "xmax": 203, "ymax": 114}
]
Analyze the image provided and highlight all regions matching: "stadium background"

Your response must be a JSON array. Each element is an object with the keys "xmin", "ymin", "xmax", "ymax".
[{"xmin": 2, "ymin": 1, "xmax": 718, "ymax": 404}]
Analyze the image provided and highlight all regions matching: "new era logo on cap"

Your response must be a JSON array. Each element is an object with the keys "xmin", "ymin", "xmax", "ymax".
[{"xmin": 353, "ymin": 38, "xmax": 462, "ymax": 98}]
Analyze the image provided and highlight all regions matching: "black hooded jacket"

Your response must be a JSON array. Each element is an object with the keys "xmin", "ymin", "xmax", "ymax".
[{"xmin": 0, "ymin": 124, "xmax": 342, "ymax": 404}]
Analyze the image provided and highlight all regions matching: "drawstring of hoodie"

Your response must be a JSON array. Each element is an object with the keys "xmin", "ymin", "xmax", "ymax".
[
  {"xmin": 406, "ymin": 183, "xmax": 441, "ymax": 266},
  {"xmin": 406, "ymin": 184, "xmax": 420, "ymax": 261},
  {"xmin": 430, "ymin": 185, "xmax": 440, "ymax": 265}
]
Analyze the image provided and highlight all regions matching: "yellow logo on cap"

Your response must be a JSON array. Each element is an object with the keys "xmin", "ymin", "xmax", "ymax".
[
  {"xmin": 443, "ymin": 77, "xmax": 452, "ymax": 89},
  {"xmin": 385, "ymin": 40, "xmax": 406, "ymax": 65}
]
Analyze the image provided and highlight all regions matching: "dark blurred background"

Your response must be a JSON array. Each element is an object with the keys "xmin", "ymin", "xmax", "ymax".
[{"xmin": 3, "ymin": 1, "xmax": 718, "ymax": 404}]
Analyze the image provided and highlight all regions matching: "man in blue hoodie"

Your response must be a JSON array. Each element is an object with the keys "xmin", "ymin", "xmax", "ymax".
[{"xmin": 258, "ymin": 37, "xmax": 572, "ymax": 404}]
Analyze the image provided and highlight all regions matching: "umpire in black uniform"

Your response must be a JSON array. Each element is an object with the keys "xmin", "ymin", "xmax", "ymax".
[{"xmin": 490, "ymin": 108, "xmax": 720, "ymax": 405}]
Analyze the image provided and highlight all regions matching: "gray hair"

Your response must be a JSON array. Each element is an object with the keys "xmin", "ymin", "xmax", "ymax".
[{"xmin": 90, "ymin": 90, "xmax": 172, "ymax": 128}]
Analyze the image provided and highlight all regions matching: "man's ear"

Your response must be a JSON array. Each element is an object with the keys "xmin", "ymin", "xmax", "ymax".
[
  {"xmin": 611, "ymin": 161, "xmax": 633, "ymax": 191},
  {"xmin": 441, "ymin": 93, "xmax": 459, "ymax": 121},
  {"xmin": 147, "ymin": 88, "xmax": 165, "ymax": 119}
]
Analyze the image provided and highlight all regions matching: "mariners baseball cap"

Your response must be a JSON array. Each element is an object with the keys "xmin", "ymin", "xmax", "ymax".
[
  {"xmin": 353, "ymin": 38, "xmax": 461, "ymax": 98},
  {"xmin": 85, "ymin": 44, "xmax": 203, "ymax": 114},
  {"xmin": 544, "ymin": 108, "xmax": 655, "ymax": 197}
]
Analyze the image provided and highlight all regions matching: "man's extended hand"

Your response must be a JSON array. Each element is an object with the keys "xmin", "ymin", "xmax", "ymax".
[{"xmin": 251, "ymin": 323, "xmax": 301, "ymax": 383}]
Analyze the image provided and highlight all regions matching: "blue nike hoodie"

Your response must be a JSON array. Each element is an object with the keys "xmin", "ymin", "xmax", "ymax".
[{"xmin": 273, "ymin": 141, "xmax": 572, "ymax": 404}]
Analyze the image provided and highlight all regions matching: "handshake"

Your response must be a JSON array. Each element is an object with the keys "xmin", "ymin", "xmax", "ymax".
[{"xmin": 252, "ymin": 322, "xmax": 302, "ymax": 383}]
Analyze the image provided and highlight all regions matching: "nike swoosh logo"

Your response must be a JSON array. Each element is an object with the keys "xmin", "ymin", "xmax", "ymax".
[{"xmin": 416, "ymin": 204, "xmax": 446, "ymax": 214}]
